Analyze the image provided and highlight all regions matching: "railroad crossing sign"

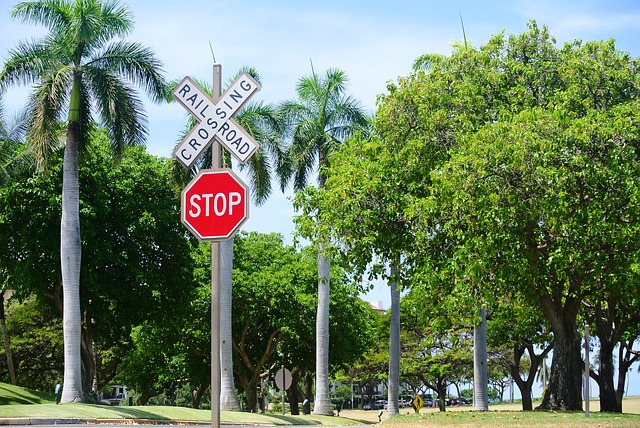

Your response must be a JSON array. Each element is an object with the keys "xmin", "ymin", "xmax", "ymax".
[
  {"xmin": 172, "ymin": 74, "xmax": 261, "ymax": 167},
  {"xmin": 181, "ymin": 169, "xmax": 249, "ymax": 241}
]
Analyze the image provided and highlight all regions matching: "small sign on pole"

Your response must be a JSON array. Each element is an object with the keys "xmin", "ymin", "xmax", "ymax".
[
  {"xmin": 412, "ymin": 395, "xmax": 423, "ymax": 413},
  {"xmin": 275, "ymin": 366, "xmax": 292, "ymax": 415}
]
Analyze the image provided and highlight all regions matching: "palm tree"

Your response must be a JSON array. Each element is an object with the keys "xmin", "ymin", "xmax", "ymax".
[
  {"xmin": 280, "ymin": 67, "xmax": 369, "ymax": 415},
  {"xmin": 473, "ymin": 303, "xmax": 489, "ymax": 410},
  {"xmin": 387, "ymin": 262, "xmax": 401, "ymax": 418},
  {"xmin": 0, "ymin": 0, "xmax": 166, "ymax": 403},
  {"xmin": 170, "ymin": 68, "xmax": 287, "ymax": 411}
]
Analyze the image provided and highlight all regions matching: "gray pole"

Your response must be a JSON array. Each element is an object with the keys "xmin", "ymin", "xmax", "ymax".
[
  {"xmin": 282, "ymin": 365, "xmax": 286, "ymax": 415},
  {"xmin": 211, "ymin": 63, "xmax": 222, "ymax": 428},
  {"xmin": 585, "ymin": 324, "xmax": 590, "ymax": 418}
]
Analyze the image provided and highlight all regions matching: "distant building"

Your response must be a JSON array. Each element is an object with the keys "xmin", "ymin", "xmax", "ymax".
[{"xmin": 368, "ymin": 301, "xmax": 385, "ymax": 314}]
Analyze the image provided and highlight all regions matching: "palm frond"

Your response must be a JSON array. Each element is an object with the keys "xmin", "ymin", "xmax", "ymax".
[
  {"xmin": 0, "ymin": 40, "xmax": 59, "ymax": 91},
  {"xmin": 89, "ymin": 40, "xmax": 166, "ymax": 103},
  {"xmin": 85, "ymin": 65, "xmax": 147, "ymax": 152},
  {"xmin": 11, "ymin": 0, "xmax": 70, "ymax": 33},
  {"xmin": 24, "ymin": 65, "xmax": 70, "ymax": 170},
  {"xmin": 280, "ymin": 68, "xmax": 367, "ymax": 191}
]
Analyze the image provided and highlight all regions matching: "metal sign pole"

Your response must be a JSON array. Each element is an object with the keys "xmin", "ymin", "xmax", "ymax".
[
  {"xmin": 282, "ymin": 365, "xmax": 286, "ymax": 415},
  {"xmin": 211, "ymin": 63, "xmax": 222, "ymax": 428},
  {"xmin": 585, "ymin": 324, "xmax": 590, "ymax": 418}
]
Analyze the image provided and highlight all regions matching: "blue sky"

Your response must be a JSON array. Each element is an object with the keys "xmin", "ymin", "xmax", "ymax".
[{"xmin": 2, "ymin": 0, "xmax": 640, "ymax": 398}]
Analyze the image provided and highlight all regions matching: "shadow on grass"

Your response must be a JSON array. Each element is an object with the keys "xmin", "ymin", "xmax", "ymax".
[
  {"xmin": 82, "ymin": 404, "xmax": 173, "ymax": 420},
  {"xmin": 261, "ymin": 415, "xmax": 325, "ymax": 425},
  {"xmin": 257, "ymin": 414, "xmax": 376, "ymax": 426},
  {"xmin": 0, "ymin": 384, "xmax": 54, "ymax": 405}
]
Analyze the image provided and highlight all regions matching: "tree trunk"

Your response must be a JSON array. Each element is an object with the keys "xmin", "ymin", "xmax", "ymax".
[
  {"xmin": 220, "ymin": 238, "xmax": 240, "ymax": 411},
  {"xmin": 137, "ymin": 390, "xmax": 157, "ymax": 406},
  {"xmin": 80, "ymin": 323, "xmax": 96, "ymax": 401},
  {"xmin": 313, "ymin": 243, "xmax": 333, "ymax": 415},
  {"xmin": 304, "ymin": 372, "xmax": 313, "ymax": 404},
  {"xmin": 538, "ymin": 316, "xmax": 582, "ymax": 410},
  {"xmin": 596, "ymin": 340, "xmax": 620, "ymax": 412},
  {"xmin": 60, "ymin": 114, "xmax": 84, "ymax": 403},
  {"xmin": 616, "ymin": 340, "xmax": 638, "ymax": 413},
  {"xmin": 436, "ymin": 378, "xmax": 447, "ymax": 412},
  {"xmin": 511, "ymin": 346, "xmax": 534, "ymax": 411},
  {"xmin": 386, "ymin": 263, "xmax": 400, "ymax": 419},
  {"xmin": 473, "ymin": 304, "xmax": 488, "ymax": 410},
  {"xmin": 0, "ymin": 292, "xmax": 16, "ymax": 385},
  {"xmin": 288, "ymin": 369, "xmax": 302, "ymax": 415},
  {"xmin": 192, "ymin": 383, "xmax": 207, "ymax": 409},
  {"xmin": 244, "ymin": 377, "xmax": 259, "ymax": 413}
]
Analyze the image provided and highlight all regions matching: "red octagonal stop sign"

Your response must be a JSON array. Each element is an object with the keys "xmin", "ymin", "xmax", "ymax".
[{"xmin": 181, "ymin": 169, "xmax": 249, "ymax": 241}]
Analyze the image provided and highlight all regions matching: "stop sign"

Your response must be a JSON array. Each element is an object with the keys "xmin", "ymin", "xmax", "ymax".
[{"xmin": 181, "ymin": 169, "xmax": 249, "ymax": 241}]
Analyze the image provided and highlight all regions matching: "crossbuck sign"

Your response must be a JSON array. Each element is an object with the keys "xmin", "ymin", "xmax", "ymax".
[{"xmin": 172, "ymin": 74, "xmax": 261, "ymax": 168}]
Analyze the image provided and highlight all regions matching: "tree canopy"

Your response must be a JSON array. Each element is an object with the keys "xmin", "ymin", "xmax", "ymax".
[
  {"xmin": 301, "ymin": 21, "xmax": 640, "ymax": 411},
  {"xmin": 0, "ymin": 131, "xmax": 195, "ymax": 396}
]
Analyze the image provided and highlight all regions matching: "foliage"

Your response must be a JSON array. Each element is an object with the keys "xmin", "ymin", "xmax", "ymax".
[
  {"xmin": 302, "ymin": 21, "xmax": 640, "ymax": 412},
  {"xmin": 128, "ymin": 232, "xmax": 376, "ymax": 410},
  {"xmin": 0, "ymin": 132, "xmax": 196, "ymax": 394},
  {"xmin": 284, "ymin": 67, "xmax": 371, "ymax": 415},
  {"xmin": 229, "ymin": 232, "xmax": 375, "ymax": 411},
  {"xmin": 280, "ymin": 68, "xmax": 370, "ymax": 191},
  {"xmin": 0, "ymin": 102, "xmax": 31, "ymax": 186},
  {"xmin": 1, "ymin": 0, "xmax": 167, "ymax": 402},
  {"xmin": 0, "ymin": 298, "xmax": 63, "ymax": 391},
  {"xmin": 399, "ymin": 286, "xmax": 473, "ymax": 411}
]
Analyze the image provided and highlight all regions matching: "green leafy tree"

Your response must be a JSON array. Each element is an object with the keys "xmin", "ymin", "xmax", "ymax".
[
  {"xmin": 283, "ymin": 67, "xmax": 369, "ymax": 414},
  {"xmin": 400, "ymin": 285, "xmax": 473, "ymax": 412},
  {"xmin": 310, "ymin": 22, "xmax": 640, "ymax": 412},
  {"xmin": 0, "ymin": 133, "xmax": 194, "ymax": 400},
  {"xmin": 230, "ymin": 232, "xmax": 373, "ymax": 412},
  {"xmin": 0, "ymin": 100, "xmax": 32, "ymax": 386},
  {"xmin": 432, "ymin": 100, "xmax": 640, "ymax": 410},
  {"xmin": 0, "ymin": 0, "xmax": 166, "ymax": 402},
  {"xmin": 486, "ymin": 291, "xmax": 553, "ymax": 410},
  {"xmin": 0, "ymin": 297, "xmax": 63, "ymax": 391}
]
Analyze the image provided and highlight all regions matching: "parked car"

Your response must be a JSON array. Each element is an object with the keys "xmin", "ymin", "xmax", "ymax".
[
  {"xmin": 363, "ymin": 403, "xmax": 374, "ymax": 410},
  {"xmin": 374, "ymin": 399, "xmax": 387, "ymax": 409}
]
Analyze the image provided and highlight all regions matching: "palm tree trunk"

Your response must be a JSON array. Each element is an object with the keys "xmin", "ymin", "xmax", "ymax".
[
  {"xmin": 473, "ymin": 304, "xmax": 488, "ymax": 410},
  {"xmin": 220, "ymin": 237, "xmax": 240, "ymax": 411},
  {"xmin": 60, "ymin": 116, "xmax": 84, "ymax": 403},
  {"xmin": 313, "ymin": 243, "xmax": 333, "ymax": 415},
  {"xmin": 387, "ymin": 262, "xmax": 400, "ymax": 418}
]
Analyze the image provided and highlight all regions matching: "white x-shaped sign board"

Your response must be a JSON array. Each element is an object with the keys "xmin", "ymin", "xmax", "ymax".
[{"xmin": 172, "ymin": 74, "xmax": 261, "ymax": 168}]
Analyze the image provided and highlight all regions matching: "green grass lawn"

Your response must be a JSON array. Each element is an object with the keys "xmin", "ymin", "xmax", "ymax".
[
  {"xmin": 0, "ymin": 383, "xmax": 54, "ymax": 405},
  {"xmin": 382, "ymin": 409, "xmax": 640, "ymax": 427},
  {"xmin": 0, "ymin": 402, "xmax": 369, "ymax": 426},
  {"xmin": 2, "ymin": 382, "xmax": 640, "ymax": 427}
]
